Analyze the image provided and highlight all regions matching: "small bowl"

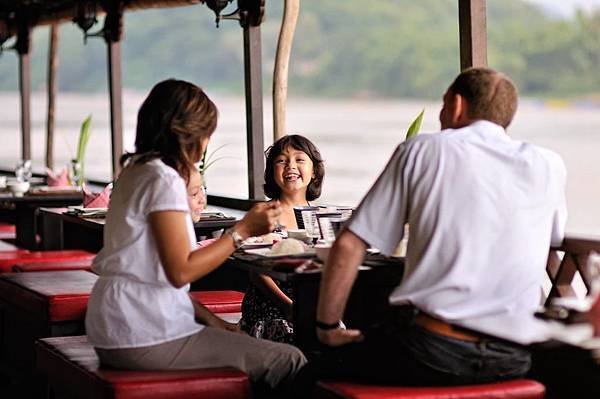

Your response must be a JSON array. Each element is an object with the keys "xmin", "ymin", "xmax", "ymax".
[
  {"xmin": 314, "ymin": 243, "xmax": 332, "ymax": 263},
  {"xmin": 7, "ymin": 181, "xmax": 30, "ymax": 197}
]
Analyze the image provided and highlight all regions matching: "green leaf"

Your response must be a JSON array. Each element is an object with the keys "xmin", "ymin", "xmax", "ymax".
[
  {"xmin": 76, "ymin": 115, "xmax": 92, "ymax": 162},
  {"xmin": 405, "ymin": 109, "xmax": 424, "ymax": 140},
  {"xmin": 199, "ymin": 143, "xmax": 231, "ymax": 175},
  {"xmin": 75, "ymin": 115, "xmax": 92, "ymax": 186}
]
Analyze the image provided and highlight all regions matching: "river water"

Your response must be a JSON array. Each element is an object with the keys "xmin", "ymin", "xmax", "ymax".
[{"xmin": 0, "ymin": 91, "xmax": 598, "ymax": 236}]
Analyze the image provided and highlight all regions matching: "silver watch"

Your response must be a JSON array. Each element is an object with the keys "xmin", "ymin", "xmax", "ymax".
[{"xmin": 226, "ymin": 227, "xmax": 244, "ymax": 249}]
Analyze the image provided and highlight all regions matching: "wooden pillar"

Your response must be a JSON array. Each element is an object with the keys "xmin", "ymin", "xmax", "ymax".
[
  {"xmin": 243, "ymin": 22, "xmax": 265, "ymax": 200},
  {"xmin": 272, "ymin": 0, "xmax": 299, "ymax": 141},
  {"xmin": 103, "ymin": 1, "xmax": 124, "ymax": 178},
  {"xmin": 106, "ymin": 41, "xmax": 123, "ymax": 178},
  {"xmin": 16, "ymin": 20, "xmax": 31, "ymax": 161},
  {"xmin": 458, "ymin": 0, "xmax": 487, "ymax": 70},
  {"xmin": 46, "ymin": 24, "xmax": 59, "ymax": 170}
]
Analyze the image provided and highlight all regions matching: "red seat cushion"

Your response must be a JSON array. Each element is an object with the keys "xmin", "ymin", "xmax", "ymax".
[
  {"xmin": 12, "ymin": 259, "xmax": 93, "ymax": 273},
  {"xmin": 0, "ymin": 222, "xmax": 16, "ymax": 239},
  {"xmin": 190, "ymin": 290, "xmax": 244, "ymax": 313},
  {"xmin": 0, "ymin": 270, "xmax": 97, "ymax": 321},
  {"xmin": 0, "ymin": 250, "xmax": 95, "ymax": 273},
  {"xmin": 36, "ymin": 336, "xmax": 252, "ymax": 399},
  {"xmin": 316, "ymin": 380, "xmax": 545, "ymax": 399}
]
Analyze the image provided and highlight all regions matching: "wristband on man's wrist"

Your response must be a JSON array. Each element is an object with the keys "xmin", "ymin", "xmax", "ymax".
[{"xmin": 315, "ymin": 319, "xmax": 342, "ymax": 330}]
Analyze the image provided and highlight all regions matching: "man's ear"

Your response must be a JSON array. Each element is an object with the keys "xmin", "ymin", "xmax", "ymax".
[{"xmin": 452, "ymin": 94, "xmax": 470, "ymax": 127}]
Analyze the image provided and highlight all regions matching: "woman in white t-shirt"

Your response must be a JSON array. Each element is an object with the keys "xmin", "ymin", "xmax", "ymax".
[{"xmin": 85, "ymin": 79, "xmax": 306, "ymax": 392}]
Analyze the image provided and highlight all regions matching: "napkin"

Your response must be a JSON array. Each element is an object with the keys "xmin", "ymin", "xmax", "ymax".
[
  {"xmin": 83, "ymin": 184, "xmax": 111, "ymax": 208},
  {"xmin": 46, "ymin": 167, "xmax": 70, "ymax": 187}
]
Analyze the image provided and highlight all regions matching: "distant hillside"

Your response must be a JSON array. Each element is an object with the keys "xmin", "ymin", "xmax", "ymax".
[{"xmin": 0, "ymin": 0, "xmax": 598, "ymax": 98}]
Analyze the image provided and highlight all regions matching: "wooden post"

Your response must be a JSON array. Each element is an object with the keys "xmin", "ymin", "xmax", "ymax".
[
  {"xmin": 46, "ymin": 24, "xmax": 59, "ymax": 170},
  {"xmin": 103, "ymin": 1, "xmax": 124, "ymax": 179},
  {"xmin": 458, "ymin": 0, "xmax": 487, "ymax": 70},
  {"xmin": 16, "ymin": 20, "xmax": 31, "ymax": 162},
  {"xmin": 272, "ymin": 0, "xmax": 299, "ymax": 141},
  {"xmin": 243, "ymin": 23, "xmax": 265, "ymax": 200},
  {"xmin": 106, "ymin": 41, "xmax": 123, "ymax": 178}
]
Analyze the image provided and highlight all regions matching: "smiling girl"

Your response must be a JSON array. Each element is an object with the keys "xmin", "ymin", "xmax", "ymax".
[{"xmin": 240, "ymin": 134, "xmax": 325, "ymax": 343}]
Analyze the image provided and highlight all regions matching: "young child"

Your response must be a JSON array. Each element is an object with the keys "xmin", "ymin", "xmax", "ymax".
[
  {"xmin": 187, "ymin": 168, "xmax": 206, "ymax": 223},
  {"xmin": 240, "ymin": 134, "xmax": 325, "ymax": 343}
]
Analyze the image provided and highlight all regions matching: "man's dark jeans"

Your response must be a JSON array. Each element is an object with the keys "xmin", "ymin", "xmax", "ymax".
[{"xmin": 293, "ymin": 310, "xmax": 531, "ymax": 398}]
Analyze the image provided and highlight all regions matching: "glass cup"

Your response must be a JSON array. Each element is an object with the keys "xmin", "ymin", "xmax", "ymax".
[
  {"xmin": 15, "ymin": 159, "xmax": 32, "ymax": 182},
  {"xmin": 69, "ymin": 160, "xmax": 83, "ymax": 187}
]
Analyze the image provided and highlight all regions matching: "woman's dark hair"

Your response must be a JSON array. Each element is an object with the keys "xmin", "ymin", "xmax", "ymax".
[
  {"xmin": 264, "ymin": 134, "xmax": 324, "ymax": 201},
  {"xmin": 120, "ymin": 79, "xmax": 218, "ymax": 183}
]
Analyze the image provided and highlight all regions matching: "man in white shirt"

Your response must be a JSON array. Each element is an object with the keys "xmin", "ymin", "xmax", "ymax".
[{"xmin": 295, "ymin": 67, "xmax": 567, "ymax": 393}]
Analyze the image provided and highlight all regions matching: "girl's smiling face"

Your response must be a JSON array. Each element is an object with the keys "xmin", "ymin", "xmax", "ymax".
[
  {"xmin": 273, "ymin": 146, "xmax": 315, "ymax": 196},
  {"xmin": 187, "ymin": 170, "xmax": 206, "ymax": 223}
]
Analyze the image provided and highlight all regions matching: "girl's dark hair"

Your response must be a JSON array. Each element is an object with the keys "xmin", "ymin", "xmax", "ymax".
[
  {"xmin": 120, "ymin": 79, "xmax": 218, "ymax": 183},
  {"xmin": 264, "ymin": 134, "xmax": 324, "ymax": 201}
]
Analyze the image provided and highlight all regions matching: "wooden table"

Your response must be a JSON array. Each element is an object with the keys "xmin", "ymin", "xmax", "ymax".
[
  {"xmin": 0, "ymin": 192, "xmax": 83, "ymax": 250},
  {"xmin": 224, "ymin": 252, "xmax": 404, "ymax": 352},
  {"xmin": 39, "ymin": 207, "xmax": 242, "ymax": 253},
  {"xmin": 40, "ymin": 208, "xmax": 104, "ymax": 252}
]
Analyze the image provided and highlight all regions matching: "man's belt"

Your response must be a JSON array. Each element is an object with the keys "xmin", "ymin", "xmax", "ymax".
[{"xmin": 414, "ymin": 311, "xmax": 482, "ymax": 342}]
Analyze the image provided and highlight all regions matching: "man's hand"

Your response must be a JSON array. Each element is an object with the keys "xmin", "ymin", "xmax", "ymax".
[{"xmin": 317, "ymin": 327, "xmax": 364, "ymax": 347}]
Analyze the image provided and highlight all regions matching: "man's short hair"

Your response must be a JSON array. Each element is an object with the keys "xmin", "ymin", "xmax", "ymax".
[{"xmin": 448, "ymin": 67, "xmax": 518, "ymax": 128}]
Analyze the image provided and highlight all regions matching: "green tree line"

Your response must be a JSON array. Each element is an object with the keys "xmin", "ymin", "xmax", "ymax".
[{"xmin": 0, "ymin": 0, "xmax": 598, "ymax": 98}]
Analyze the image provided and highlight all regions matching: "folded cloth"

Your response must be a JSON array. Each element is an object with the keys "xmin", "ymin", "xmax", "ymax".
[
  {"xmin": 46, "ymin": 167, "xmax": 70, "ymax": 187},
  {"xmin": 83, "ymin": 184, "xmax": 111, "ymax": 208}
]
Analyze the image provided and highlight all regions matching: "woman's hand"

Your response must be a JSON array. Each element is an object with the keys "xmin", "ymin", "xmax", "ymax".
[{"xmin": 235, "ymin": 201, "xmax": 282, "ymax": 239}]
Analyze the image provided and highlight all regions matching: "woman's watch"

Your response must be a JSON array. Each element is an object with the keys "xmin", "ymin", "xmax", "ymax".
[
  {"xmin": 226, "ymin": 227, "xmax": 244, "ymax": 249},
  {"xmin": 315, "ymin": 319, "xmax": 343, "ymax": 330}
]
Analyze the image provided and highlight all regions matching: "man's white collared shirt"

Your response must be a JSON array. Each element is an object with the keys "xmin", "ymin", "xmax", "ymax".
[{"xmin": 348, "ymin": 120, "xmax": 567, "ymax": 324}]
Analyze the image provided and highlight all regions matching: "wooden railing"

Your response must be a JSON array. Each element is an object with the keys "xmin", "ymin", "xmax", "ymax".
[{"xmin": 546, "ymin": 235, "xmax": 600, "ymax": 304}]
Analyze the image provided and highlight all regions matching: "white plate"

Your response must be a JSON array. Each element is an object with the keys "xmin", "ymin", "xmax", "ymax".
[
  {"xmin": 243, "ymin": 247, "xmax": 315, "ymax": 258},
  {"xmin": 68, "ymin": 206, "xmax": 108, "ymax": 212}
]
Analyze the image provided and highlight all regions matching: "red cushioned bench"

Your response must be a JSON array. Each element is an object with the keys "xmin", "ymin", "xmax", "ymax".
[
  {"xmin": 0, "ymin": 221, "xmax": 16, "ymax": 239},
  {"xmin": 36, "ymin": 335, "xmax": 252, "ymax": 399},
  {"xmin": 12, "ymin": 259, "xmax": 93, "ymax": 272},
  {"xmin": 315, "ymin": 380, "xmax": 545, "ymax": 399},
  {"xmin": 0, "ymin": 249, "xmax": 96, "ymax": 273},
  {"xmin": 190, "ymin": 290, "xmax": 245, "ymax": 313},
  {"xmin": 0, "ymin": 270, "xmax": 98, "ymax": 382}
]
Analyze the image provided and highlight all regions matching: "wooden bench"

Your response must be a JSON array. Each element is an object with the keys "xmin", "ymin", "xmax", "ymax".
[
  {"xmin": 0, "ymin": 270, "xmax": 97, "ymax": 382},
  {"xmin": 36, "ymin": 335, "xmax": 252, "ymax": 399},
  {"xmin": 12, "ymin": 259, "xmax": 93, "ymax": 272},
  {"xmin": 190, "ymin": 290, "xmax": 245, "ymax": 313},
  {"xmin": 0, "ymin": 249, "xmax": 96, "ymax": 273},
  {"xmin": 315, "ymin": 380, "xmax": 545, "ymax": 399},
  {"xmin": 0, "ymin": 221, "xmax": 16, "ymax": 239}
]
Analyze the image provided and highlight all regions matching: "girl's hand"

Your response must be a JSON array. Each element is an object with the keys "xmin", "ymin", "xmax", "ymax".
[
  {"xmin": 207, "ymin": 317, "xmax": 243, "ymax": 334},
  {"xmin": 236, "ymin": 202, "xmax": 282, "ymax": 238},
  {"xmin": 317, "ymin": 327, "xmax": 364, "ymax": 347}
]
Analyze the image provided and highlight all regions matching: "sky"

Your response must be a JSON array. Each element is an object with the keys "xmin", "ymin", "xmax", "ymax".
[{"xmin": 524, "ymin": 0, "xmax": 600, "ymax": 17}]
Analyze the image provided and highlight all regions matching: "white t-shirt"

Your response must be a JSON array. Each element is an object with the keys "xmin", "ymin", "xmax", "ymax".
[
  {"xmin": 348, "ymin": 120, "xmax": 567, "ymax": 326},
  {"xmin": 85, "ymin": 158, "xmax": 202, "ymax": 349}
]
